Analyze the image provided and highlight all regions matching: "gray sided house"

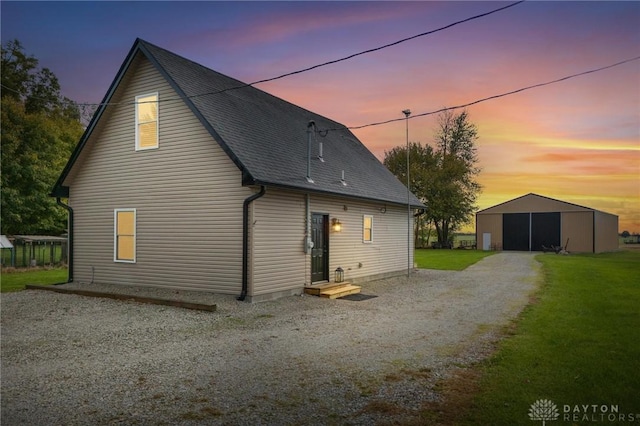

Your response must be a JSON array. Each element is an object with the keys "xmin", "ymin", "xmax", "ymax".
[
  {"xmin": 476, "ymin": 193, "xmax": 618, "ymax": 253},
  {"xmin": 52, "ymin": 39, "xmax": 424, "ymax": 302}
]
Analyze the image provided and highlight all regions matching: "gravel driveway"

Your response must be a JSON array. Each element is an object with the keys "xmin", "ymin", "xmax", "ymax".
[{"xmin": 1, "ymin": 252, "xmax": 540, "ymax": 425}]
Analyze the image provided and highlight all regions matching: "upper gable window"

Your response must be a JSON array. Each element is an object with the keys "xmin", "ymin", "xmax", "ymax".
[{"xmin": 135, "ymin": 93, "xmax": 158, "ymax": 150}]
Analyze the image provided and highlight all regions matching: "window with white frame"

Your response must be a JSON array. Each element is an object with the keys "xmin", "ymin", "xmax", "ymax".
[
  {"xmin": 114, "ymin": 209, "xmax": 136, "ymax": 262},
  {"xmin": 363, "ymin": 215, "xmax": 373, "ymax": 243},
  {"xmin": 135, "ymin": 93, "xmax": 158, "ymax": 150}
]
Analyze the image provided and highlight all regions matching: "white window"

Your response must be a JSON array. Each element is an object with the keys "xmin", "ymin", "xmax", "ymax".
[
  {"xmin": 363, "ymin": 215, "xmax": 373, "ymax": 243},
  {"xmin": 114, "ymin": 209, "xmax": 136, "ymax": 263},
  {"xmin": 135, "ymin": 93, "xmax": 158, "ymax": 150}
]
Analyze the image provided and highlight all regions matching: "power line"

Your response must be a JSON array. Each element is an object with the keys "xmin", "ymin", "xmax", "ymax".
[
  {"xmin": 227, "ymin": 1, "xmax": 525, "ymax": 93},
  {"xmin": 339, "ymin": 55, "xmax": 640, "ymax": 132},
  {"xmin": 0, "ymin": 1, "xmax": 525, "ymax": 108},
  {"xmin": 125, "ymin": 0, "xmax": 525, "ymax": 105},
  {"xmin": 3, "ymin": 54, "xmax": 637, "ymax": 132}
]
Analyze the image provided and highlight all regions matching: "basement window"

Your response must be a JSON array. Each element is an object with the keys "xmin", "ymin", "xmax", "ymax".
[
  {"xmin": 135, "ymin": 93, "xmax": 158, "ymax": 150},
  {"xmin": 363, "ymin": 215, "xmax": 373, "ymax": 243},
  {"xmin": 114, "ymin": 209, "xmax": 136, "ymax": 263}
]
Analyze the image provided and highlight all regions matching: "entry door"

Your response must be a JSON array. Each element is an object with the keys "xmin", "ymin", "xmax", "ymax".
[
  {"xmin": 482, "ymin": 233, "xmax": 491, "ymax": 251},
  {"xmin": 311, "ymin": 214, "xmax": 329, "ymax": 282}
]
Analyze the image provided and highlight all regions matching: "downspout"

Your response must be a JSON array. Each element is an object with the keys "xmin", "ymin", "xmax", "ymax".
[
  {"xmin": 56, "ymin": 198, "xmax": 74, "ymax": 282},
  {"xmin": 238, "ymin": 186, "xmax": 266, "ymax": 301},
  {"xmin": 305, "ymin": 193, "xmax": 311, "ymax": 285}
]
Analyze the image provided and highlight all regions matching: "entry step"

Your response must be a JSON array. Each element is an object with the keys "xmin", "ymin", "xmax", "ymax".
[{"xmin": 304, "ymin": 282, "xmax": 362, "ymax": 299}]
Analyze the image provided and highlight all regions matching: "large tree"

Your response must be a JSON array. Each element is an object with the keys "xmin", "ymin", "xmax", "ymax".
[
  {"xmin": 384, "ymin": 110, "xmax": 481, "ymax": 247},
  {"xmin": 1, "ymin": 40, "xmax": 83, "ymax": 235},
  {"xmin": 430, "ymin": 110, "xmax": 481, "ymax": 245},
  {"xmin": 383, "ymin": 141, "xmax": 438, "ymax": 248}
]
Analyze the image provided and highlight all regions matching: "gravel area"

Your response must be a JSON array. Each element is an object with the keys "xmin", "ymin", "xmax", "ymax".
[{"xmin": 1, "ymin": 252, "xmax": 540, "ymax": 425}]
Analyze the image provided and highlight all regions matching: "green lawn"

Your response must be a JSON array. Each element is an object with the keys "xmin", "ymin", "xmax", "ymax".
[
  {"xmin": 414, "ymin": 249, "xmax": 495, "ymax": 271},
  {"xmin": 461, "ymin": 250, "xmax": 640, "ymax": 424},
  {"xmin": 0, "ymin": 268, "xmax": 68, "ymax": 292}
]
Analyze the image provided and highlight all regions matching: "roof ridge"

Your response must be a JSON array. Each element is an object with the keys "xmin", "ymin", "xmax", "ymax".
[
  {"xmin": 53, "ymin": 38, "xmax": 424, "ymax": 208},
  {"xmin": 477, "ymin": 193, "xmax": 602, "ymax": 214},
  {"xmin": 138, "ymin": 38, "xmax": 349, "ymax": 131}
]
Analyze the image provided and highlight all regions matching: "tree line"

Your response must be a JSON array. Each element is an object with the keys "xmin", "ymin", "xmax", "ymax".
[
  {"xmin": 384, "ymin": 110, "xmax": 482, "ymax": 247},
  {"xmin": 1, "ymin": 40, "xmax": 84, "ymax": 235}
]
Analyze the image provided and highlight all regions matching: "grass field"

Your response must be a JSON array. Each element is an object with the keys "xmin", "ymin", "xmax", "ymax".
[
  {"xmin": 458, "ymin": 250, "xmax": 640, "ymax": 424},
  {"xmin": 0, "ymin": 268, "xmax": 68, "ymax": 292},
  {"xmin": 414, "ymin": 248, "xmax": 495, "ymax": 270}
]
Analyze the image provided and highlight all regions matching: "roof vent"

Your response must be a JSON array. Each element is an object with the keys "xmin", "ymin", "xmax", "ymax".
[
  {"xmin": 341, "ymin": 170, "xmax": 347, "ymax": 186},
  {"xmin": 318, "ymin": 142, "xmax": 324, "ymax": 162},
  {"xmin": 306, "ymin": 121, "xmax": 315, "ymax": 183}
]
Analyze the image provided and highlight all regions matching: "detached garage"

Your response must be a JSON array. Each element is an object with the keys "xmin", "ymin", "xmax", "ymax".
[{"xmin": 476, "ymin": 193, "xmax": 619, "ymax": 253}]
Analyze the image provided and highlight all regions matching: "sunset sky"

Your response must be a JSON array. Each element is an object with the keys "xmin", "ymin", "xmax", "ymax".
[{"xmin": 2, "ymin": 1, "xmax": 638, "ymax": 232}]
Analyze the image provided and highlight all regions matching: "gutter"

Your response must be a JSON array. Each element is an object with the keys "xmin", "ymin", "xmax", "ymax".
[
  {"xmin": 238, "ymin": 186, "xmax": 266, "ymax": 301},
  {"xmin": 56, "ymin": 198, "xmax": 74, "ymax": 283},
  {"xmin": 248, "ymin": 178, "xmax": 425, "ymax": 209}
]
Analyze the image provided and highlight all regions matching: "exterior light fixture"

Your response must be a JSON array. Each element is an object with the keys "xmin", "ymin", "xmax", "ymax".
[
  {"xmin": 335, "ymin": 267, "xmax": 344, "ymax": 283},
  {"xmin": 331, "ymin": 218, "xmax": 342, "ymax": 232}
]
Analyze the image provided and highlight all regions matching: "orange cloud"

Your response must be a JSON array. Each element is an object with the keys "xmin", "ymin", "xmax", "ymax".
[{"xmin": 246, "ymin": 2, "xmax": 640, "ymax": 235}]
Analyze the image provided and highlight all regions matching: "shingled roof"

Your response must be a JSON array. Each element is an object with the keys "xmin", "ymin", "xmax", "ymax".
[{"xmin": 53, "ymin": 39, "xmax": 423, "ymax": 208}]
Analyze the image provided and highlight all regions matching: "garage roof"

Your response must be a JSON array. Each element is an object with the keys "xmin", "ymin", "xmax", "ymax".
[{"xmin": 477, "ymin": 193, "xmax": 599, "ymax": 215}]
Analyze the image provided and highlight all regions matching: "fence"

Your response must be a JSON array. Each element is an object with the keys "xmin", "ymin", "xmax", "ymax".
[{"xmin": 1, "ymin": 236, "xmax": 68, "ymax": 268}]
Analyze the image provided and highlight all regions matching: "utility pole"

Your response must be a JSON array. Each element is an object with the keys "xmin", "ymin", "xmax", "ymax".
[{"xmin": 402, "ymin": 109, "xmax": 411, "ymax": 277}]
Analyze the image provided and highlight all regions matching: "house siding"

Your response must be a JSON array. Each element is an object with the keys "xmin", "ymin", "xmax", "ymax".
[
  {"xmin": 249, "ymin": 190, "xmax": 412, "ymax": 300},
  {"xmin": 249, "ymin": 190, "xmax": 307, "ymax": 298},
  {"xmin": 67, "ymin": 54, "xmax": 252, "ymax": 293},
  {"xmin": 311, "ymin": 195, "xmax": 411, "ymax": 283}
]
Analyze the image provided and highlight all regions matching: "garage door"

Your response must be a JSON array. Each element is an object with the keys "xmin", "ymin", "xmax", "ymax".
[
  {"xmin": 503, "ymin": 213, "xmax": 529, "ymax": 251},
  {"xmin": 531, "ymin": 212, "xmax": 560, "ymax": 251},
  {"xmin": 503, "ymin": 212, "xmax": 561, "ymax": 251}
]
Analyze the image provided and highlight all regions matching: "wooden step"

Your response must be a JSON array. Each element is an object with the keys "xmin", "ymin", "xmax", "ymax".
[
  {"xmin": 304, "ymin": 282, "xmax": 361, "ymax": 299},
  {"xmin": 304, "ymin": 282, "xmax": 346, "ymax": 296},
  {"xmin": 319, "ymin": 284, "xmax": 361, "ymax": 299}
]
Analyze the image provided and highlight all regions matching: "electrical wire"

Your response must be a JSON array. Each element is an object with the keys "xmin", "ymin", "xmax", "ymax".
[
  {"xmin": 4, "ymin": 55, "xmax": 637, "ymax": 134},
  {"xmin": 0, "ymin": 1, "xmax": 525, "ymax": 108},
  {"xmin": 196, "ymin": 0, "xmax": 525, "ymax": 99},
  {"xmin": 337, "ymin": 55, "xmax": 640, "ymax": 132}
]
